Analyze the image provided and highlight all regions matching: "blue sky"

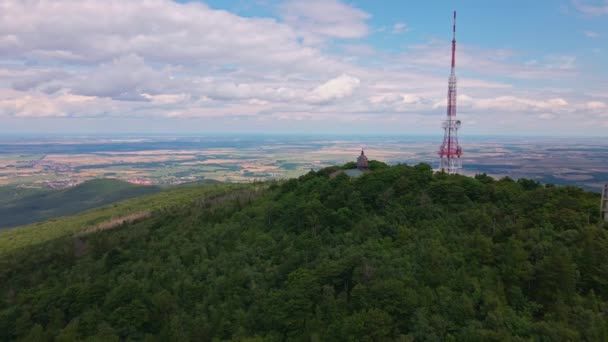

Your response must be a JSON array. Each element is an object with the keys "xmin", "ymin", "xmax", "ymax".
[{"xmin": 0, "ymin": 0, "xmax": 606, "ymax": 135}]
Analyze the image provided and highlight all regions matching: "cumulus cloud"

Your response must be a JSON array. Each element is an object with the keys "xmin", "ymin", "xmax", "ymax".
[
  {"xmin": 0, "ymin": 0, "xmax": 603, "ymax": 133},
  {"xmin": 11, "ymin": 70, "xmax": 71, "ymax": 93},
  {"xmin": 279, "ymin": 0, "xmax": 370, "ymax": 42},
  {"xmin": 192, "ymin": 77, "xmax": 311, "ymax": 104},
  {"xmin": 0, "ymin": 0, "xmax": 346, "ymax": 73},
  {"xmin": 368, "ymin": 93, "xmax": 431, "ymax": 112},
  {"xmin": 585, "ymin": 101, "xmax": 606, "ymax": 110},
  {"xmin": 0, "ymin": 94, "xmax": 63, "ymax": 117},
  {"xmin": 70, "ymin": 54, "xmax": 178, "ymax": 101},
  {"xmin": 308, "ymin": 74, "xmax": 360, "ymax": 103},
  {"xmin": 142, "ymin": 93, "xmax": 191, "ymax": 105},
  {"xmin": 0, "ymin": 90, "xmax": 102, "ymax": 117}
]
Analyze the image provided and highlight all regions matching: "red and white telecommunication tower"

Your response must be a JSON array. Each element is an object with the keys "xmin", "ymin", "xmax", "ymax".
[{"xmin": 438, "ymin": 11, "xmax": 463, "ymax": 174}]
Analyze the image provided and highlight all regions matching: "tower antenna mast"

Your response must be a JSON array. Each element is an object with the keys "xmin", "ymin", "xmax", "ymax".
[{"xmin": 438, "ymin": 10, "xmax": 463, "ymax": 174}]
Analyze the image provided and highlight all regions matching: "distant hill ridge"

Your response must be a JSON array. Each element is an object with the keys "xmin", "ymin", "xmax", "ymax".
[
  {"xmin": 0, "ymin": 178, "xmax": 161, "ymax": 229},
  {"xmin": 0, "ymin": 163, "xmax": 607, "ymax": 340}
]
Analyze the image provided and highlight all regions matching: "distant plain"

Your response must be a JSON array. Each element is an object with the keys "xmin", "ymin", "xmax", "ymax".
[{"xmin": 0, "ymin": 135, "xmax": 606, "ymax": 191}]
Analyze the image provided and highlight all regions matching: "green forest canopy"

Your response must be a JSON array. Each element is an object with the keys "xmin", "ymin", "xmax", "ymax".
[
  {"xmin": 0, "ymin": 179, "xmax": 162, "ymax": 230},
  {"xmin": 1, "ymin": 162, "xmax": 607, "ymax": 341}
]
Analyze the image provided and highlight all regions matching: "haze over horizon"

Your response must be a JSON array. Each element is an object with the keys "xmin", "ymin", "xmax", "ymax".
[{"xmin": 0, "ymin": 0, "xmax": 607, "ymax": 135}]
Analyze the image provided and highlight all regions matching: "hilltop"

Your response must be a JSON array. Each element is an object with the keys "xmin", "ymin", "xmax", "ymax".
[
  {"xmin": 0, "ymin": 163, "xmax": 607, "ymax": 341},
  {"xmin": 0, "ymin": 179, "xmax": 162, "ymax": 229}
]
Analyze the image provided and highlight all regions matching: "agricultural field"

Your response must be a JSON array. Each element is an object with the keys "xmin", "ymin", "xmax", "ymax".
[{"xmin": 0, "ymin": 135, "xmax": 606, "ymax": 191}]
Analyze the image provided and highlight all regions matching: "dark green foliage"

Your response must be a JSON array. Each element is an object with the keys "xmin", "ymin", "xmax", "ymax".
[
  {"xmin": 341, "ymin": 161, "xmax": 357, "ymax": 170},
  {"xmin": 368, "ymin": 160, "xmax": 389, "ymax": 171},
  {"xmin": 0, "ymin": 179, "xmax": 161, "ymax": 229},
  {"xmin": 0, "ymin": 164, "xmax": 606, "ymax": 341}
]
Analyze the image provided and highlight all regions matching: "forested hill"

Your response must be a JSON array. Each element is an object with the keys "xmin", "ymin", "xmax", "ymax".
[
  {"xmin": 0, "ymin": 179, "xmax": 161, "ymax": 229},
  {"xmin": 1, "ymin": 163, "xmax": 607, "ymax": 341}
]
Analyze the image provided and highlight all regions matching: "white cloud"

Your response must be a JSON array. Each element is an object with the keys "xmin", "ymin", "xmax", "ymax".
[
  {"xmin": 0, "ymin": 90, "xmax": 103, "ymax": 117},
  {"xmin": 142, "ymin": 93, "xmax": 190, "ymax": 105},
  {"xmin": 248, "ymin": 99, "xmax": 270, "ymax": 106},
  {"xmin": 193, "ymin": 78, "xmax": 308, "ymax": 103},
  {"xmin": 0, "ymin": 0, "xmax": 603, "ymax": 134},
  {"xmin": 585, "ymin": 101, "xmax": 606, "ymax": 110},
  {"xmin": 369, "ymin": 93, "xmax": 427, "ymax": 105},
  {"xmin": 392, "ymin": 22, "xmax": 409, "ymax": 34},
  {"xmin": 402, "ymin": 94, "xmax": 423, "ymax": 104},
  {"xmin": 583, "ymin": 30, "xmax": 600, "ymax": 38},
  {"xmin": 400, "ymin": 41, "xmax": 579, "ymax": 80},
  {"xmin": 573, "ymin": 0, "xmax": 608, "ymax": 16},
  {"xmin": 0, "ymin": 0, "xmax": 347, "ymax": 73},
  {"xmin": 539, "ymin": 113, "xmax": 556, "ymax": 120},
  {"xmin": 70, "ymin": 54, "xmax": 177, "ymax": 101},
  {"xmin": 279, "ymin": 0, "xmax": 370, "ymax": 42},
  {"xmin": 544, "ymin": 55, "xmax": 577, "ymax": 70},
  {"xmin": 434, "ymin": 95, "xmax": 569, "ymax": 113},
  {"xmin": 474, "ymin": 96, "xmax": 569, "ymax": 111},
  {"xmin": 11, "ymin": 70, "xmax": 71, "ymax": 93},
  {"xmin": 308, "ymin": 74, "xmax": 361, "ymax": 103},
  {"xmin": 366, "ymin": 92, "xmax": 433, "ymax": 113}
]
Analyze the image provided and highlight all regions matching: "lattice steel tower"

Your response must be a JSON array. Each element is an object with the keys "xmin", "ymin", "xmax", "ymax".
[{"xmin": 438, "ymin": 11, "xmax": 463, "ymax": 174}]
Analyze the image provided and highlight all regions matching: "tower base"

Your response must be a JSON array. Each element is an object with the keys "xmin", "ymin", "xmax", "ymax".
[{"xmin": 440, "ymin": 157, "xmax": 461, "ymax": 175}]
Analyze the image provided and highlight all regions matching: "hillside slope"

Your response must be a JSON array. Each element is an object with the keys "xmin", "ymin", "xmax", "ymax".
[
  {"xmin": 0, "ymin": 179, "xmax": 161, "ymax": 229},
  {"xmin": 1, "ymin": 164, "xmax": 607, "ymax": 341},
  {"xmin": 0, "ymin": 182, "xmax": 249, "ymax": 257}
]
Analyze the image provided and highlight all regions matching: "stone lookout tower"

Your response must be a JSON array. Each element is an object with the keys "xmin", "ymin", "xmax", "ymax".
[{"xmin": 357, "ymin": 149, "xmax": 369, "ymax": 170}]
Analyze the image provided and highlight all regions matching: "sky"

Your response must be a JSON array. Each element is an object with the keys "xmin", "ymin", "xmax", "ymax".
[{"xmin": 0, "ymin": 0, "xmax": 607, "ymax": 136}]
